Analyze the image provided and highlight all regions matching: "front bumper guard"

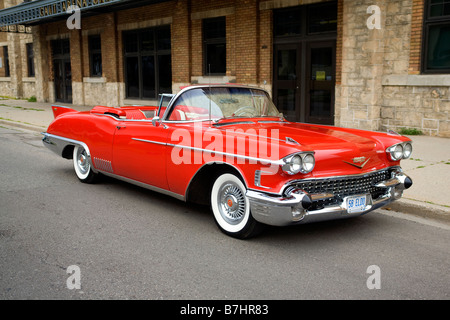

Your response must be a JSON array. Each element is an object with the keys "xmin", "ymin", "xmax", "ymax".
[{"xmin": 246, "ymin": 173, "xmax": 413, "ymax": 227}]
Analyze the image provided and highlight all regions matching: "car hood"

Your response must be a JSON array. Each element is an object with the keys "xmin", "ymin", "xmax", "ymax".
[{"xmin": 215, "ymin": 120, "xmax": 397, "ymax": 177}]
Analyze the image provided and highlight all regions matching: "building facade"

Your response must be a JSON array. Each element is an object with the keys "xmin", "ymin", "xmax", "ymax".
[{"xmin": 0, "ymin": 0, "xmax": 449, "ymax": 136}]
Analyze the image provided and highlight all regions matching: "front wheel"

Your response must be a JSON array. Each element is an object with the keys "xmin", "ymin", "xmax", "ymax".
[
  {"xmin": 211, "ymin": 173, "xmax": 263, "ymax": 239},
  {"xmin": 73, "ymin": 145, "xmax": 98, "ymax": 184}
]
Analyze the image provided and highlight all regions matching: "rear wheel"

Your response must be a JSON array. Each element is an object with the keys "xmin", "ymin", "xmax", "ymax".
[
  {"xmin": 73, "ymin": 145, "xmax": 98, "ymax": 184},
  {"xmin": 211, "ymin": 173, "xmax": 263, "ymax": 239}
]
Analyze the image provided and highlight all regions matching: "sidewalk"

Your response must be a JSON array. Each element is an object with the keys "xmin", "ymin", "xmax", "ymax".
[{"xmin": 1, "ymin": 97, "xmax": 449, "ymax": 223}]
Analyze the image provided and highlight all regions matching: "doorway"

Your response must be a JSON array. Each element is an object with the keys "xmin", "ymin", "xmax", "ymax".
[
  {"xmin": 273, "ymin": 1, "xmax": 337, "ymax": 125},
  {"xmin": 51, "ymin": 39, "xmax": 72, "ymax": 103}
]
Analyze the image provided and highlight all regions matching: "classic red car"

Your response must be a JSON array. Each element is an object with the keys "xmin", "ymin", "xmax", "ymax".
[{"xmin": 43, "ymin": 84, "xmax": 413, "ymax": 239}]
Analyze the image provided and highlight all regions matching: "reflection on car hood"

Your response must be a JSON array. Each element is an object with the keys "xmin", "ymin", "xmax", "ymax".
[{"xmin": 214, "ymin": 120, "xmax": 391, "ymax": 177}]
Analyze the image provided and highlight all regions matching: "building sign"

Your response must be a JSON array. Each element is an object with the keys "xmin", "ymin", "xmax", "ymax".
[
  {"xmin": 0, "ymin": 25, "xmax": 32, "ymax": 33},
  {"xmin": 0, "ymin": 0, "xmax": 127, "ymax": 27}
]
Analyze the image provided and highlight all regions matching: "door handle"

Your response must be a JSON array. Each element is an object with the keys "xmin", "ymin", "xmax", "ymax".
[{"xmin": 116, "ymin": 125, "xmax": 126, "ymax": 130}]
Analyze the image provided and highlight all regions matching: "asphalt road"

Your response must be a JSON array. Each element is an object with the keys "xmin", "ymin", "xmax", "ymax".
[{"xmin": 1, "ymin": 126, "xmax": 449, "ymax": 300}]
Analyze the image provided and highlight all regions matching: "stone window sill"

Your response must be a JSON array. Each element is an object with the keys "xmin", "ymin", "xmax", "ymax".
[
  {"xmin": 83, "ymin": 77, "xmax": 106, "ymax": 83},
  {"xmin": 382, "ymin": 74, "xmax": 450, "ymax": 87}
]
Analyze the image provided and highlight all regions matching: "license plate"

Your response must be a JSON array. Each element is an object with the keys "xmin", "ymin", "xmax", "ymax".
[{"xmin": 346, "ymin": 195, "xmax": 367, "ymax": 213}]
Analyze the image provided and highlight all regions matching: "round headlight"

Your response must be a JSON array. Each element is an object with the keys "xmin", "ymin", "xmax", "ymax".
[
  {"xmin": 290, "ymin": 155, "xmax": 302, "ymax": 174},
  {"xmin": 282, "ymin": 154, "xmax": 303, "ymax": 175},
  {"xmin": 301, "ymin": 154, "xmax": 315, "ymax": 173},
  {"xmin": 391, "ymin": 144, "xmax": 403, "ymax": 161},
  {"xmin": 403, "ymin": 143, "xmax": 412, "ymax": 159}
]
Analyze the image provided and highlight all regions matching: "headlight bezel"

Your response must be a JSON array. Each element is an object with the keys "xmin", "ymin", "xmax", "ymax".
[
  {"xmin": 386, "ymin": 142, "xmax": 413, "ymax": 161},
  {"xmin": 282, "ymin": 152, "xmax": 315, "ymax": 175}
]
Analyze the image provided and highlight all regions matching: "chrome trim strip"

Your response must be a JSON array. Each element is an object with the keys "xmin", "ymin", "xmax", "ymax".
[
  {"xmin": 100, "ymin": 171, "xmax": 185, "ymax": 201},
  {"xmin": 42, "ymin": 133, "xmax": 92, "ymax": 157},
  {"xmin": 132, "ymin": 138, "xmax": 167, "ymax": 146},
  {"xmin": 246, "ymin": 190, "xmax": 306, "ymax": 207},
  {"xmin": 42, "ymin": 133, "xmax": 98, "ymax": 174},
  {"xmin": 213, "ymin": 121, "xmax": 255, "ymax": 127},
  {"xmin": 162, "ymin": 119, "xmax": 211, "ymax": 124},
  {"xmin": 166, "ymin": 143, "xmax": 283, "ymax": 165},
  {"xmin": 258, "ymin": 120, "xmax": 286, "ymax": 124}
]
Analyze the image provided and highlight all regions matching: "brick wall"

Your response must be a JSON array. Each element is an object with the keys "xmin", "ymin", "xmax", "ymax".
[{"xmin": 408, "ymin": 0, "xmax": 424, "ymax": 75}]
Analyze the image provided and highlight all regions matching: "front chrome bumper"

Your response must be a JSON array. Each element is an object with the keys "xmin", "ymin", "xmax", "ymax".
[{"xmin": 246, "ymin": 171, "xmax": 413, "ymax": 227}]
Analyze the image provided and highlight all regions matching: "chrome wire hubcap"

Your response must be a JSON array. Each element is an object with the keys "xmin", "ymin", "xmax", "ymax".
[
  {"xmin": 77, "ymin": 149, "xmax": 89, "ymax": 174},
  {"xmin": 218, "ymin": 182, "xmax": 246, "ymax": 224}
]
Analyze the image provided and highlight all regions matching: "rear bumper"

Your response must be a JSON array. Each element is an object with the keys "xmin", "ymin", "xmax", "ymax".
[{"xmin": 246, "ymin": 170, "xmax": 413, "ymax": 227}]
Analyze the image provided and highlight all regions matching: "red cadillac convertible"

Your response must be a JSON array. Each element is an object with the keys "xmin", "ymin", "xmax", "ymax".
[{"xmin": 43, "ymin": 84, "xmax": 413, "ymax": 239}]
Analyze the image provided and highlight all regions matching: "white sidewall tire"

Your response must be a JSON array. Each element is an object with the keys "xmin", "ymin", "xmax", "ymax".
[
  {"xmin": 73, "ymin": 145, "xmax": 91, "ymax": 181},
  {"xmin": 211, "ymin": 173, "xmax": 250, "ymax": 234}
]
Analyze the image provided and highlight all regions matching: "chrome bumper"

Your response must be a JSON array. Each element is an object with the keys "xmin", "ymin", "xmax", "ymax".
[{"xmin": 246, "ymin": 172, "xmax": 412, "ymax": 227}]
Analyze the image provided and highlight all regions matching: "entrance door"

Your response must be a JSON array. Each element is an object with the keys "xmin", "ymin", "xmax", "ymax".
[
  {"xmin": 52, "ymin": 39, "xmax": 72, "ymax": 103},
  {"xmin": 54, "ymin": 59, "xmax": 72, "ymax": 103},
  {"xmin": 273, "ymin": 42, "xmax": 335, "ymax": 124},
  {"xmin": 272, "ymin": 1, "xmax": 337, "ymax": 125},
  {"xmin": 306, "ymin": 42, "xmax": 335, "ymax": 125},
  {"xmin": 273, "ymin": 44, "xmax": 301, "ymax": 121}
]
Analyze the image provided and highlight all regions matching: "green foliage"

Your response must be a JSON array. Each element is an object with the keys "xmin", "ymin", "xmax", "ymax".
[{"xmin": 398, "ymin": 127, "xmax": 423, "ymax": 135}]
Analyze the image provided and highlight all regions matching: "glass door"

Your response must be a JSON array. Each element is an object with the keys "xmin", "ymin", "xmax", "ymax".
[
  {"xmin": 273, "ymin": 43, "xmax": 301, "ymax": 122},
  {"xmin": 306, "ymin": 42, "xmax": 335, "ymax": 125},
  {"xmin": 52, "ymin": 39, "xmax": 72, "ymax": 103}
]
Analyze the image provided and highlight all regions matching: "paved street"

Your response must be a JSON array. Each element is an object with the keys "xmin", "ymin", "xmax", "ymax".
[{"xmin": 1, "ymin": 126, "xmax": 449, "ymax": 300}]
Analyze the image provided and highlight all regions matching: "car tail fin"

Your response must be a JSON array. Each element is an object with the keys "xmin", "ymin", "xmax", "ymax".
[{"xmin": 52, "ymin": 106, "xmax": 77, "ymax": 118}]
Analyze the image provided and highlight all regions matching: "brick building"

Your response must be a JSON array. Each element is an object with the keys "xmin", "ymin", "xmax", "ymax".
[{"xmin": 0, "ymin": 0, "xmax": 449, "ymax": 136}]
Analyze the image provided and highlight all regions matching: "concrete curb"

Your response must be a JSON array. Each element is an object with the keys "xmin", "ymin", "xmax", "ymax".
[
  {"xmin": 0, "ymin": 119, "xmax": 46, "ymax": 134},
  {"xmin": 386, "ymin": 198, "xmax": 450, "ymax": 224}
]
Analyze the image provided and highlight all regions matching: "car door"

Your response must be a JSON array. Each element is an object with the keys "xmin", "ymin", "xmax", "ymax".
[{"xmin": 112, "ymin": 120, "xmax": 169, "ymax": 190}]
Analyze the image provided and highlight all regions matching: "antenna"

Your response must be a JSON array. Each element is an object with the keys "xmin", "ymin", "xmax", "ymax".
[{"xmin": 208, "ymin": 64, "xmax": 212, "ymax": 127}]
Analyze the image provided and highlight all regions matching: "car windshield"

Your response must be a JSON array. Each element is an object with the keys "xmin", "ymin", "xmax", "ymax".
[{"xmin": 166, "ymin": 87, "xmax": 282, "ymax": 121}]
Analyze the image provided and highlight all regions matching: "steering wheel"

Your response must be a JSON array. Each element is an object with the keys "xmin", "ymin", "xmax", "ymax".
[{"xmin": 232, "ymin": 106, "xmax": 255, "ymax": 117}]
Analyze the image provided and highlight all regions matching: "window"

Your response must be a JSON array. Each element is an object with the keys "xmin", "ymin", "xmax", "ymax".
[
  {"xmin": 274, "ymin": 7, "xmax": 302, "ymax": 37},
  {"xmin": 203, "ymin": 17, "xmax": 226, "ymax": 75},
  {"xmin": 89, "ymin": 35, "xmax": 102, "ymax": 77},
  {"xmin": 423, "ymin": 0, "xmax": 450, "ymax": 73},
  {"xmin": 3, "ymin": 46, "xmax": 10, "ymax": 77},
  {"xmin": 307, "ymin": 2, "xmax": 338, "ymax": 34},
  {"xmin": 26, "ymin": 43, "xmax": 35, "ymax": 77},
  {"xmin": 123, "ymin": 26, "xmax": 171, "ymax": 100},
  {"xmin": 273, "ymin": 1, "xmax": 337, "ymax": 38}
]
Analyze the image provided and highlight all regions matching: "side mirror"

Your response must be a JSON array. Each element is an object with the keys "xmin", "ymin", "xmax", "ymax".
[{"xmin": 151, "ymin": 116, "xmax": 160, "ymax": 127}]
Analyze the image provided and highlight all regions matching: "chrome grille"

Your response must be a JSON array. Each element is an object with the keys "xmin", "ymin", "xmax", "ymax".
[{"xmin": 285, "ymin": 169, "xmax": 393, "ymax": 210}]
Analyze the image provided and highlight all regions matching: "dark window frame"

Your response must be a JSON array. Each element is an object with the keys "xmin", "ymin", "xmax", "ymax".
[
  {"xmin": 88, "ymin": 35, "xmax": 102, "ymax": 77},
  {"xmin": 123, "ymin": 25, "xmax": 172, "ymax": 100},
  {"xmin": 422, "ymin": 0, "xmax": 450, "ymax": 74},
  {"xmin": 3, "ymin": 46, "xmax": 10, "ymax": 77},
  {"xmin": 26, "ymin": 43, "xmax": 35, "ymax": 77},
  {"xmin": 273, "ymin": 1, "xmax": 337, "ymax": 40},
  {"xmin": 203, "ymin": 16, "xmax": 227, "ymax": 76}
]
